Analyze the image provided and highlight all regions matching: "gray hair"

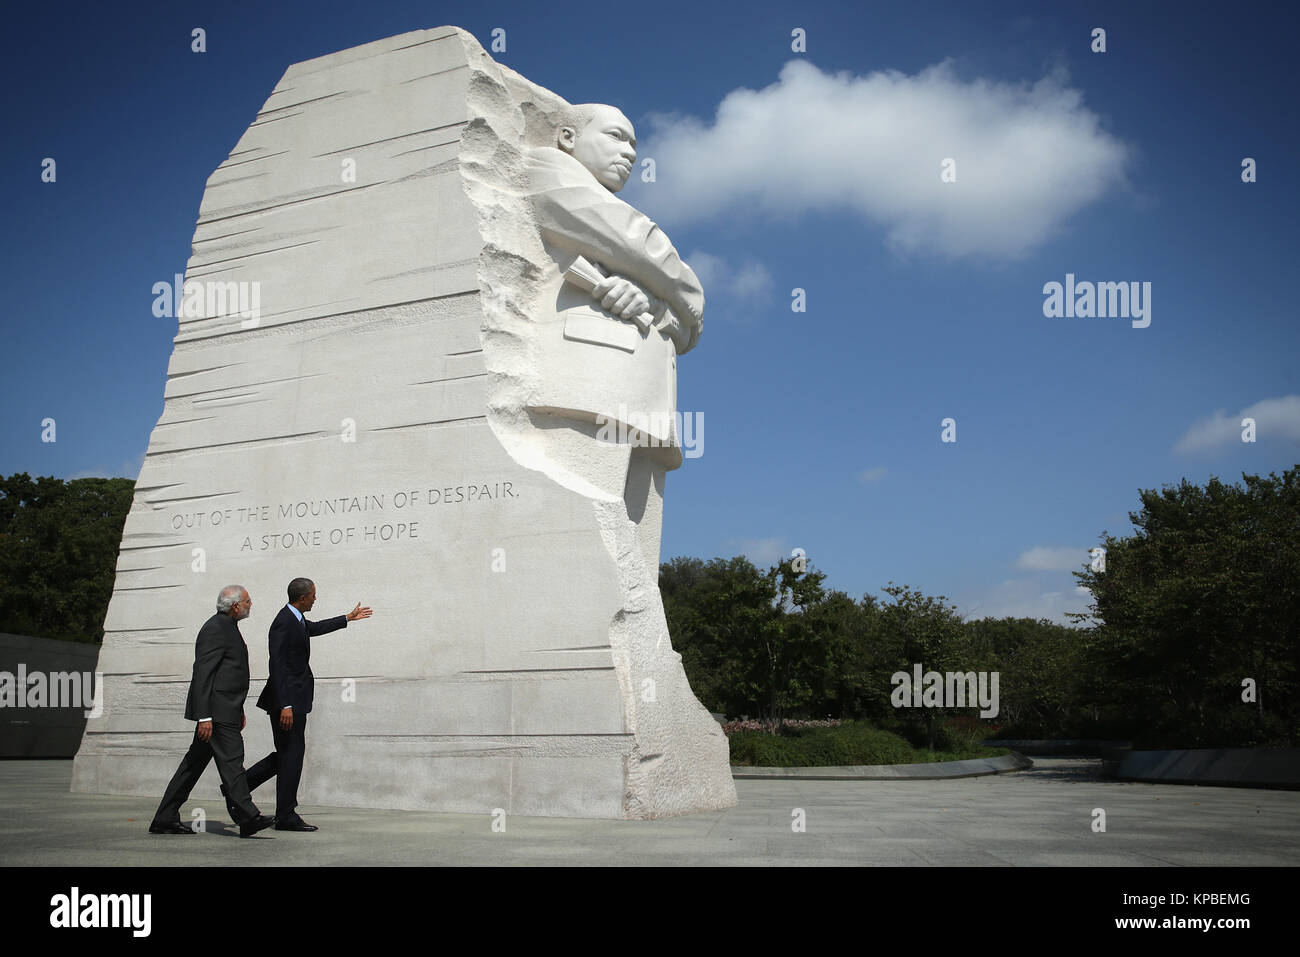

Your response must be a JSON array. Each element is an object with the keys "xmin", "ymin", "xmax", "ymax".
[{"xmin": 216, "ymin": 585, "xmax": 246, "ymax": 613}]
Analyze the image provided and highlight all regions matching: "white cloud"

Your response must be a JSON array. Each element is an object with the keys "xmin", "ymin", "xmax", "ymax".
[
  {"xmin": 1173, "ymin": 395, "xmax": 1300, "ymax": 454},
  {"xmin": 957, "ymin": 577, "xmax": 1091, "ymax": 625},
  {"xmin": 726, "ymin": 537, "xmax": 786, "ymax": 567},
  {"xmin": 1016, "ymin": 545, "xmax": 1088, "ymax": 572},
  {"xmin": 638, "ymin": 59, "xmax": 1130, "ymax": 259},
  {"xmin": 686, "ymin": 250, "xmax": 774, "ymax": 310},
  {"xmin": 859, "ymin": 466, "xmax": 888, "ymax": 482},
  {"xmin": 66, "ymin": 453, "xmax": 144, "ymax": 482}
]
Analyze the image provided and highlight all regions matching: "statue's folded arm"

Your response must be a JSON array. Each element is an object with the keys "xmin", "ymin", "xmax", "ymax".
[{"xmin": 528, "ymin": 148, "xmax": 704, "ymax": 340}]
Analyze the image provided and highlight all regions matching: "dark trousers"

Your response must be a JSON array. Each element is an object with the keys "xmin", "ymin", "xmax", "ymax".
[
  {"xmin": 247, "ymin": 711, "xmax": 307, "ymax": 819},
  {"xmin": 153, "ymin": 721, "xmax": 259, "ymax": 825}
]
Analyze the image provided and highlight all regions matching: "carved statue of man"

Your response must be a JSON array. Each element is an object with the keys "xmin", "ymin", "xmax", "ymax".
[{"xmin": 523, "ymin": 103, "xmax": 704, "ymax": 577}]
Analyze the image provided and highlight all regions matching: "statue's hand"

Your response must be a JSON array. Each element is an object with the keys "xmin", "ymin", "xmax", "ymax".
[{"xmin": 591, "ymin": 275, "xmax": 650, "ymax": 321}]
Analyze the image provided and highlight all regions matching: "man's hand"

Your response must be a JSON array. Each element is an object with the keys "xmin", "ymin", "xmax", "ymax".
[
  {"xmin": 279, "ymin": 707, "xmax": 293, "ymax": 731},
  {"xmin": 240, "ymin": 710, "xmax": 246, "ymax": 731},
  {"xmin": 345, "ymin": 603, "xmax": 372, "ymax": 622},
  {"xmin": 197, "ymin": 720, "xmax": 212, "ymax": 742},
  {"xmin": 591, "ymin": 275, "xmax": 650, "ymax": 321}
]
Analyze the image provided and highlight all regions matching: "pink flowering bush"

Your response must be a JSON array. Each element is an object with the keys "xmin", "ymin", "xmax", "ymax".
[{"xmin": 722, "ymin": 718, "xmax": 843, "ymax": 735}]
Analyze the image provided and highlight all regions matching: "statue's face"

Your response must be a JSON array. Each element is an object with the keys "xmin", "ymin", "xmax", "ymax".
[{"xmin": 564, "ymin": 106, "xmax": 636, "ymax": 192}]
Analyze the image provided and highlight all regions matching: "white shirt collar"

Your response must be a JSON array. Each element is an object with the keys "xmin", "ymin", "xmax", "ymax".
[{"xmin": 287, "ymin": 603, "xmax": 304, "ymax": 622}]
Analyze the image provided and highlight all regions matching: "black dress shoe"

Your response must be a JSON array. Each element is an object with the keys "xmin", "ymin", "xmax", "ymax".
[
  {"xmin": 239, "ymin": 814, "xmax": 276, "ymax": 838},
  {"xmin": 148, "ymin": 821, "xmax": 196, "ymax": 835},
  {"xmin": 273, "ymin": 817, "xmax": 318, "ymax": 832}
]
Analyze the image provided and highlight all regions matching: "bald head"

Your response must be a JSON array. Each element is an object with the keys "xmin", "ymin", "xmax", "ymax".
[{"xmin": 557, "ymin": 103, "xmax": 637, "ymax": 193}]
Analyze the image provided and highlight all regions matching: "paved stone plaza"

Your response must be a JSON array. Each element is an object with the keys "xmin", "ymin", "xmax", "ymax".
[{"xmin": 2, "ymin": 759, "xmax": 1295, "ymax": 866}]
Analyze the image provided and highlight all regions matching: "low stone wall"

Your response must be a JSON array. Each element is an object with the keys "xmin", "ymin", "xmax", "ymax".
[
  {"xmin": 1114, "ymin": 748, "xmax": 1300, "ymax": 790},
  {"xmin": 983, "ymin": 739, "xmax": 1131, "ymax": 757},
  {"xmin": 732, "ymin": 751, "xmax": 1033, "ymax": 780},
  {"xmin": 0, "ymin": 634, "xmax": 101, "ymax": 758}
]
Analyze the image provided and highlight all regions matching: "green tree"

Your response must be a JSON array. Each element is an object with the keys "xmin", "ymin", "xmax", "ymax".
[
  {"xmin": 1070, "ymin": 466, "xmax": 1300, "ymax": 746},
  {"xmin": 871, "ymin": 583, "xmax": 981, "ymax": 748},
  {"xmin": 800, "ymin": 589, "xmax": 877, "ymax": 720},
  {"xmin": 965, "ymin": 616, "xmax": 1083, "ymax": 737},
  {"xmin": 661, "ymin": 555, "xmax": 778, "ymax": 717},
  {"xmin": 662, "ymin": 554, "xmax": 839, "ymax": 721},
  {"xmin": 0, "ymin": 473, "xmax": 134, "ymax": 642}
]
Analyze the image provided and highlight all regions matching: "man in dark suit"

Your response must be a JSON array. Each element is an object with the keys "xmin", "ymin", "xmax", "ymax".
[
  {"xmin": 243, "ymin": 577, "xmax": 371, "ymax": 831},
  {"xmin": 149, "ymin": 585, "xmax": 276, "ymax": 838}
]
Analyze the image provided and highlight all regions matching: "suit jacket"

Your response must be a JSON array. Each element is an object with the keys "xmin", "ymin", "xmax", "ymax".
[
  {"xmin": 183, "ymin": 612, "xmax": 250, "ymax": 726},
  {"xmin": 255, "ymin": 605, "xmax": 347, "ymax": 715}
]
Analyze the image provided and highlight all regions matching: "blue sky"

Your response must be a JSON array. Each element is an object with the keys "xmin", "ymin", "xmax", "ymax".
[{"xmin": 3, "ymin": 0, "xmax": 1297, "ymax": 624}]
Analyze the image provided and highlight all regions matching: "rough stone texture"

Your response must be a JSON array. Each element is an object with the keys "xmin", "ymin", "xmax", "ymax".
[{"xmin": 70, "ymin": 27, "xmax": 736, "ymax": 819}]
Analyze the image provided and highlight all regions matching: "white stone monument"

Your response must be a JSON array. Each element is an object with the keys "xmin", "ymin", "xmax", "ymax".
[{"xmin": 70, "ymin": 27, "xmax": 737, "ymax": 819}]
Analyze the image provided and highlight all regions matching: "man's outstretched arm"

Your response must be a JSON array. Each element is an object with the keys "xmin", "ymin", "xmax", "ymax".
[{"xmin": 305, "ymin": 602, "xmax": 371, "ymax": 636}]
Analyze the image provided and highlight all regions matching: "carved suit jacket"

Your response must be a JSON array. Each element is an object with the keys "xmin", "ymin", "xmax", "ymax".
[
  {"xmin": 525, "ymin": 147, "xmax": 705, "ymax": 463},
  {"xmin": 527, "ymin": 146, "xmax": 704, "ymax": 345}
]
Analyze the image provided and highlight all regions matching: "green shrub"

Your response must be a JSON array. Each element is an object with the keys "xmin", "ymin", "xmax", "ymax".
[
  {"xmin": 728, "ymin": 720, "xmax": 962, "ymax": 766},
  {"xmin": 934, "ymin": 717, "xmax": 992, "ymax": 753}
]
